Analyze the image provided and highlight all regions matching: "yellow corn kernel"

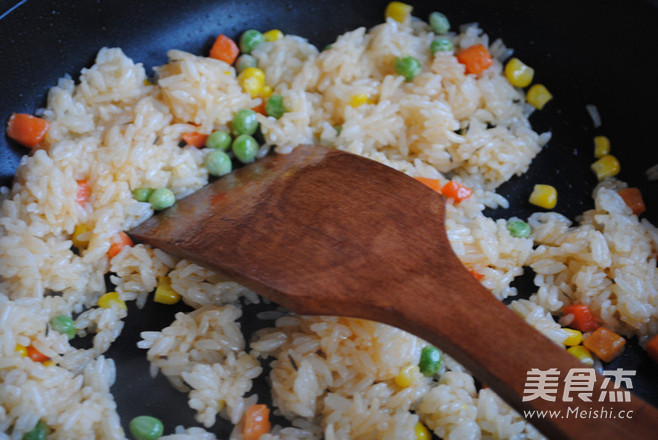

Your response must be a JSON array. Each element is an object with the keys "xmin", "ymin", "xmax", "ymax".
[
  {"xmin": 385, "ymin": 1, "xmax": 413, "ymax": 23},
  {"xmin": 394, "ymin": 364, "xmax": 419, "ymax": 388},
  {"xmin": 529, "ymin": 184, "xmax": 557, "ymax": 209},
  {"xmin": 260, "ymin": 84, "xmax": 273, "ymax": 99},
  {"xmin": 42, "ymin": 360, "xmax": 56, "ymax": 367},
  {"xmin": 591, "ymin": 154, "xmax": 620, "ymax": 180},
  {"xmin": 15, "ymin": 344, "xmax": 28, "ymax": 357},
  {"xmin": 504, "ymin": 58, "xmax": 534, "ymax": 88},
  {"xmin": 526, "ymin": 84, "xmax": 552, "ymax": 110},
  {"xmin": 98, "ymin": 291, "xmax": 127, "ymax": 310},
  {"xmin": 238, "ymin": 67, "xmax": 266, "ymax": 98},
  {"xmin": 143, "ymin": 79, "xmax": 152, "ymax": 86},
  {"xmin": 563, "ymin": 328, "xmax": 583, "ymax": 346},
  {"xmin": 349, "ymin": 93, "xmax": 369, "ymax": 107},
  {"xmin": 567, "ymin": 345, "xmax": 595, "ymax": 366},
  {"xmin": 414, "ymin": 422, "xmax": 430, "ymax": 440},
  {"xmin": 154, "ymin": 276, "xmax": 181, "ymax": 305},
  {"xmin": 263, "ymin": 29, "xmax": 283, "ymax": 42},
  {"xmin": 593, "ymin": 135, "xmax": 610, "ymax": 158},
  {"xmin": 72, "ymin": 224, "xmax": 91, "ymax": 249}
]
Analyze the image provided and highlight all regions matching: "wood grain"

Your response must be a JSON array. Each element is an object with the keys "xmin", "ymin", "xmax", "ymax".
[{"xmin": 130, "ymin": 145, "xmax": 658, "ymax": 439}]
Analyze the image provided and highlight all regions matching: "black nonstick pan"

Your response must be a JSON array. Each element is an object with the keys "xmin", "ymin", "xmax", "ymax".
[{"xmin": 1, "ymin": 0, "xmax": 657, "ymax": 438}]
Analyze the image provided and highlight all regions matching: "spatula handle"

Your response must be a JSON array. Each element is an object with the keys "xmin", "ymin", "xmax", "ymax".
[{"xmin": 387, "ymin": 270, "xmax": 658, "ymax": 440}]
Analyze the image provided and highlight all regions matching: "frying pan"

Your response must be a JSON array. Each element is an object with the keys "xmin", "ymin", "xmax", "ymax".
[{"xmin": 1, "ymin": 0, "xmax": 657, "ymax": 438}]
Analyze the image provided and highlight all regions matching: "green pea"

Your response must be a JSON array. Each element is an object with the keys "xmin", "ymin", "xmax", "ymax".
[
  {"xmin": 334, "ymin": 125, "xmax": 343, "ymax": 136},
  {"xmin": 239, "ymin": 29, "xmax": 265, "ymax": 54},
  {"xmin": 265, "ymin": 95, "xmax": 287, "ymax": 119},
  {"xmin": 429, "ymin": 11, "xmax": 450, "ymax": 34},
  {"xmin": 232, "ymin": 109, "xmax": 259, "ymax": 136},
  {"xmin": 507, "ymin": 220, "xmax": 532, "ymax": 238},
  {"xmin": 49, "ymin": 315, "xmax": 76, "ymax": 340},
  {"xmin": 394, "ymin": 56, "xmax": 422, "ymax": 81},
  {"xmin": 232, "ymin": 134, "xmax": 259, "ymax": 164},
  {"xmin": 430, "ymin": 38, "xmax": 454, "ymax": 55},
  {"xmin": 148, "ymin": 188, "xmax": 175, "ymax": 211},
  {"xmin": 235, "ymin": 54, "xmax": 258, "ymax": 74},
  {"xmin": 206, "ymin": 130, "xmax": 232, "ymax": 151},
  {"xmin": 23, "ymin": 420, "xmax": 50, "ymax": 440},
  {"xmin": 204, "ymin": 150, "xmax": 233, "ymax": 177},
  {"xmin": 129, "ymin": 416, "xmax": 164, "ymax": 440},
  {"xmin": 419, "ymin": 345, "xmax": 442, "ymax": 376},
  {"xmin": 132, "ymin": 187, "xmax": 154, "ymax": 203}
]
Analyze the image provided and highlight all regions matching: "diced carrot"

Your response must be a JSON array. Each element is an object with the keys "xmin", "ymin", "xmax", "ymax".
[
  {"xmin": 26, "ymin": 345, "xmax": 50, "ymax": 363},
  {"xmin": 583, "ymin": 327, "xmax": 626, "ymax": 363},
  {"xmin": 414, "ymin": 177, "xmax": 441, "ymax": 192},
  {"xmin": 469, "ymin": 269, "xmax": 484, "ymax": 281},
  {"xmin": 76, "ymin": 179, "xmax": 91, "ymax": 206},
  {"xmin": 646, "ymin": 335, "xmax": 658, "ymax": 364},
  {"xmin": 243, "ymin": 404, "xmax": 271, "ymax": 440},
  {"xmin": 181, "ymin": 131, "xmax": 208, "ymax": 148},
  {"xmin": 562, "ymin": 304, "xmax": 599, "ymax": 333},
  {"xmin": 210, "ymin": 34, "xmax": 240, "ymax": 65},
  {"xmin": 441, "ymin": 180, "xmax": 473, "ymax": 203},
  {"xmin": 617, "ymin": 188, "xmax": 645, "ymax": 216},
  {"xmin": 456, "ymin": 44, "xmax": 493, "ymax": 75},
  {"xmin": 6, "ymin": 113, "xmax": 50, "ymax": 148},
  {"xmin": 107, "ymin": 231, "xmax": 133, "ymax": 259},
  {"xmin": 252, "ymin": 101, "xmax": 267, "ymax": 116}
]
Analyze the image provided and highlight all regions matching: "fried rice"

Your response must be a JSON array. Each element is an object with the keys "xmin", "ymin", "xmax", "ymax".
[{"xmin": 1, "ymin": 10, "xmax": 656, "ymax": 440}]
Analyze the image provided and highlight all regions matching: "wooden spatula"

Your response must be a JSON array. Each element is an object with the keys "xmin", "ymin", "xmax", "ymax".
[{"xmin": 129, "ymin": 145, "xmax": 658, "ymax": 439}]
